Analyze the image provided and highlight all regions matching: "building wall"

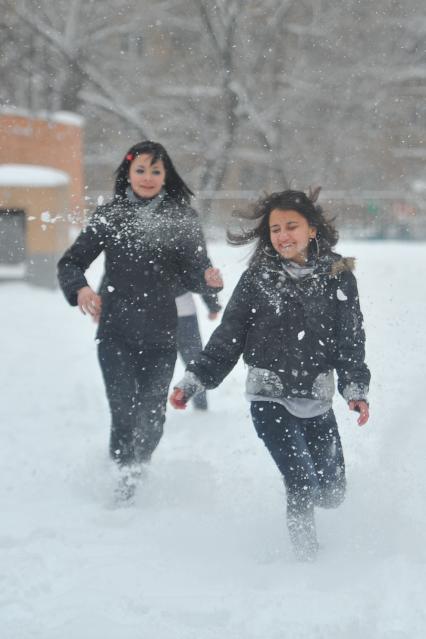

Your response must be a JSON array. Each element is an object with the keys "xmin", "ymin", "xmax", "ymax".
[
  {"xmin": 0, "ymin": 182, "xmax": 70, "ymax": 287},
  {"xmin": 0, "ymin": 184, "xmax": 70, "ymax": 254},
  {"xmin": 0, "ymin": 112, "xmax": 84, "ymax": 216}
]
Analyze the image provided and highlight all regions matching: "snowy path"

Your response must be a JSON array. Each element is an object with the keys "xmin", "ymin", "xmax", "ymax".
[{"xmin": 1, "ymin": 241, "xmax": 425, "ymax": 638}]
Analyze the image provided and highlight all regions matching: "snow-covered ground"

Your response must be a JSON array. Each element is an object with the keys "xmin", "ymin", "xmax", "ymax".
[{"xmin": 1, "ymin": 240, "xmax": 425, "ymax": 638}]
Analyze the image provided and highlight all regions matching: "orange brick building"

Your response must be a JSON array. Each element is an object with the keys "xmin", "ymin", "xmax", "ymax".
[{"xmin": 0, "ymin": 111, "xmax": 84, "ymax": 287}]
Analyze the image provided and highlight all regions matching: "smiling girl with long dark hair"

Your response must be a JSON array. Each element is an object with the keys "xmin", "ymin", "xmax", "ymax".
[
  {"xmin": 170, "ymin": 188, "xmax": 370, "ymax": 561},
  {"xmin": 58, "ymin": 141, "xmax": 222, "ymax": 502}
]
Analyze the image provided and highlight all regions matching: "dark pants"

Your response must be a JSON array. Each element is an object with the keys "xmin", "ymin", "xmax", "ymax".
[
  {"xmin": 176, "ymin": 314, "xmax": 208, "ymax": 410},
  {"xmin": 98, "ymin": 335, "xmax": 176, "ymax": 467},
  {"xmin": 250, "ymin": 402, "xmax": 346, "ymax": 518}
]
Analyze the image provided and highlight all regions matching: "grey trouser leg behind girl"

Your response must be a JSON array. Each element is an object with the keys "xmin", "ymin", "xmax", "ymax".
[
  {"xmin": 98, "ymin": 335, "xmax": 176, "ymax": 467},
  {"xmin": 176, "ymin": 313, "xmax": 208, "ymax": 410}
]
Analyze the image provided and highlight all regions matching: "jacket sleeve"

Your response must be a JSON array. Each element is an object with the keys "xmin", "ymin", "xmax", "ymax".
[
  {"xmin": 173, "ymin": 208, "xmax": 222, "ymax": 298},
  {"xmin": 186, "ymin": 270, "xmax": 252, "ymax": 388},
  {"xmin": 57, "ymin": 209, "xmax": 107, "ymax": 306},
  {"xmin": 334, "ymin": 271, "xmax": 371, "ymax": 401}
]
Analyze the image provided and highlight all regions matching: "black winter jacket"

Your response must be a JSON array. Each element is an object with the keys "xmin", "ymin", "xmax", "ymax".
[
  {"xmin": 187, "ymin": 252, "xmax": 370, "ymax": 402},
  {"xmin": 57, "ymin": 194, "xmax": 221, "ymax": 347}
]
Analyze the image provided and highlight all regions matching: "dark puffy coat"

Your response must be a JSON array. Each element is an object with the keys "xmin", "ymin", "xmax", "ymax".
[
  {"xmin": 57, "ymin": 194, "xmax": 220, "ymax": 347},
  {"xmin": 187, "ymin": 252, "xmax": 370, "ymax": 401}
]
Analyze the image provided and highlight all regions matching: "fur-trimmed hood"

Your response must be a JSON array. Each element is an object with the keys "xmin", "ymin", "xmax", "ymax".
[
  {"xmin": 310, "ymin": 252, "xmax": 356, "ymax": 278},
  {"xmin": 330, "ymin": 256, "xmax": 355, "ymax": 276},
  {"xmin": 251, "ymin": 251, "xmax": 356, "ymax": 281}
]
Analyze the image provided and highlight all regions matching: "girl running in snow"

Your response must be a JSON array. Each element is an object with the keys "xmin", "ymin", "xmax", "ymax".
[
  {"xmin": 170, "ymin": 188, "xmax": 370, "ymax": 561},
  {"xmin": 58, "ymin": 141, "xmax": 222, "ymax": 501}
]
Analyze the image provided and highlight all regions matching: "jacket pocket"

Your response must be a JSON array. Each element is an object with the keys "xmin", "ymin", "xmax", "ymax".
[{"xmin": 245, "ymin": 367, "xmax": 284, "ymax": 398}]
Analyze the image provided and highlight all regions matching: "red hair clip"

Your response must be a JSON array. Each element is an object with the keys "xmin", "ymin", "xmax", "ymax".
[{"xmin": 126, "ymin": 153, "xmax": 134, "ymax": 161}]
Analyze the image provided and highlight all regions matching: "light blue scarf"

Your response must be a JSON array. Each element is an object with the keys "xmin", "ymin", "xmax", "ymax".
[{"xmin": 125, "ymin": 186, "xmax": 166, "ymax": 218}]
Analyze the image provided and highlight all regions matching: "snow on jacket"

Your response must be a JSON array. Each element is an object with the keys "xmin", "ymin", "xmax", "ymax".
[
  {"xmin": 57, "ymin": 194, "xmax": 221, "ymax": 347},
  {"xmin": 185, "ymin": 251, "xmax": 370, "ymax": 403}
]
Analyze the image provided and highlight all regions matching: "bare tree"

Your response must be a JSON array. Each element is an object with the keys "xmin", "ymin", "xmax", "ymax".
[
  {"xmin": 2, "ymin": 0, "xmax": 153, "ymax": 136},
  {"xmin": 2, "ymin": 0, "xmax": 425, "ymax": 219}
]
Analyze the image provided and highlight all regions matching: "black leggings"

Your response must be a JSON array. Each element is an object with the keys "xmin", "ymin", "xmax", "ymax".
[
  {"xmin": 98, "ymin": 335, "xmax": 176, "ymax": 467},
  {"xmin": 250, "ymin": 402, "xmax": 346, "ymax": 517}
]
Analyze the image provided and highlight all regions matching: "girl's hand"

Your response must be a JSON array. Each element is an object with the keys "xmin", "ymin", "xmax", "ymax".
[
  {"xmin": 349, "ymin": 400, "xmax": 369, "ymax": 426},
  {"xmin": 169, "ymin": 388, "xmax": 187, "ymax": 409},
  {"xmin": 77, "ymin": 286, "xmax": 102, "ymax": 322},
  {"xmin": 204, "ymin": 267, "xmax": 223, "ymax": 288}
]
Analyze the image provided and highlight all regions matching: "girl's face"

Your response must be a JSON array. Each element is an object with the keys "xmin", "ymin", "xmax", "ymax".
[
  {"xmin": 128, "ymin": 153, "xmax": 166, "ymax": 199},
  {"xmin": 269, "ymin": 208, "xmax": 317, "ymax": 264}
]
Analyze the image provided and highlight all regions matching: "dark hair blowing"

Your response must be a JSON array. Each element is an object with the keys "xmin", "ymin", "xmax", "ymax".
[
  {"xmin": 227, "ymin": 189, "xmax": 338, "ymax": 261},
  {"xmin": 114, "ymin": 140, "xmax": 194, "ymax": 204}
]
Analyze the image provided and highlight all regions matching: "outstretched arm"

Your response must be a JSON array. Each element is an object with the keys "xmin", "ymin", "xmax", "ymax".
[
  {"xmin": 334, "ymin": 271, "xmax": 371, "ymax": 425},
  {"xmin": 169, "ymin": 271, "xmax": 253, "ymax": 408}
]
